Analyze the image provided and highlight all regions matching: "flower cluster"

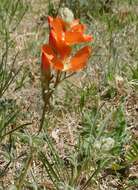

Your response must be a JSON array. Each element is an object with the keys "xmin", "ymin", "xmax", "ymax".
[{"xmin": 41, "ymin": 16, "xmax": 93, "ymax": 74}]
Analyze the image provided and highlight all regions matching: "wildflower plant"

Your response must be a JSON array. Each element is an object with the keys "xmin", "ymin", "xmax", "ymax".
[{"xmin": 40, "ymin": 9, "xmax": 93, "ymax": 132}]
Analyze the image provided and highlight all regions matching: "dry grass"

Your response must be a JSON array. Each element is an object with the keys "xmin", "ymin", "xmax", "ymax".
[{"xmin": 0, "ymin": 0, "xmax": 138, "ymax": 189}]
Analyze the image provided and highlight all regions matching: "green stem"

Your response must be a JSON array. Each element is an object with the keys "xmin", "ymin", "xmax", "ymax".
[
  {"xmin": 38, "ymin": 91, "xmax": 52, "ymax": 133},
  {"xmin": 39, "ymin": 71, "xmax": 62, "ymax": 133},
  {"xmin": 16, "ymin": 149, "xmax": 34, "ymax": 190},
  {"xmin": 40, "ymin": 101, "xmax": 47, "ymax": 132}
]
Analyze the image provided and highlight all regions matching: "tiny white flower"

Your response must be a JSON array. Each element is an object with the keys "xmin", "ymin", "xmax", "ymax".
[
  {"xmin": 101, "ymin": 137, "xmax": 115, "ymax": 151},
  {"xmin": 94, "ymin": 137, "xmax": 115, "ymax": 152}
]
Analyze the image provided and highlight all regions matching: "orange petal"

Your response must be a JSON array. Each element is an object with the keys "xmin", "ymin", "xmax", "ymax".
[
  {"xmin": 70, "ymin": 19, "xmax": 80, "ymax": 28},
  {"xmin": 41, "ymin": 44, "xmax": 55, "ymax": 71},
  {"xmin": 42, "ymin": 44, "xmax": 56, "ymax": 57},
  {"xmin": 49, "ymin": 30, "xmax": 58, "ymax": 52},
  {"xmin": 48, "ymin": 16, "xmax": 67, "ymax": 29},
  {"xmin": 68, "ymin": 46, "xmax": 91, "ymax": 71},
  {"xmin": 42, "ymin": 44, "xmax": 64, "ymax": 71},
  {"xmin": 52, "ymin": 58, "xmax": 64, "ymax": 70},
  {"xmin": 71, "ymin": 24, "xmax": 86, "ymax": 33},
  {"xmin": 47, "ymin": 16, "xmax": 53, "ymax": 27},
  {"xmin": 49, "ymin": 30, "xmax": 71, "ymax": 60},
  {"xmin": 41, "ymin": 52, "xmax": 50, "ymax": 71},
  {"xmin": 48, "ymin": 16, "xmax": 66, "ymax": 40},
  {"xmin": 65, "ymin": 31, "xmax": 93, "ymax": 45}
]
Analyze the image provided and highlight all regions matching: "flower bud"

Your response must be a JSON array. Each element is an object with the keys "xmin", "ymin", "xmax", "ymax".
[{"xmin": 59, "ymin": 7, "xmax": 74, "ymax": 23}]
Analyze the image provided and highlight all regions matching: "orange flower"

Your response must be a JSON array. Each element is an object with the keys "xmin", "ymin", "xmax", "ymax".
[
  {"xmin": 42, "ymin": 44, "xmax": 91, "ymax": 72},
  {"xmin": 48, "ymin": 16, "xmax": 92, "ymax": 46},
  {"xmin": 41, "ymin": 16, "xmax": 93, "ymax": 72}
]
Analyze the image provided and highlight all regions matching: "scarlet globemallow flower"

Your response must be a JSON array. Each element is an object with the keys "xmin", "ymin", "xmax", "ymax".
[{"xmin": 41, "ymin": 16, "xmax": 93, "ymax": 73}]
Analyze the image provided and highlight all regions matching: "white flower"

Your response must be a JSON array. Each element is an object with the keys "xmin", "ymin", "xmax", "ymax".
[
  {"xmin": 101, "ymin": 137, "xmax": 115, "ymax": 151},
  {"xmin": 94, "ymin": 137, "xmax": 115, "ymax": 152},
  {"xmin": 59, "ymin": 7, "xmax": 74, "ymax": 23}
]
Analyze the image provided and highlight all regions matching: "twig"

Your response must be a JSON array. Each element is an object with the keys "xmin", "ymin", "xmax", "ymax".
[
  {"xmin": 80, "ymin": 166, "xmax": 100, "ymax": 190},
  {"xmin": 1, "ymin": 122, "xmax": 32, "ymax": 139},
  {"xmin": 61, "ymin": 72, "xmax": 76, "ymax": 81}
]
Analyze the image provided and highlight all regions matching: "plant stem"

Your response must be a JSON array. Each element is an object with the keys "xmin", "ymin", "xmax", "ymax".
[
  {"xmin": 16, "ymin": 149, "xmax": 34, "ymax": 190},
  {"xmin": 39, "ymin": 71, "xmax": 62, "ymax": 134},
  {"xmin": 1, "ymin": 122, "xmax": 32, "ymax": 140},
  {"xmin": 38, "ymin": 91, "xmax": 52, "ymax": 134}
]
